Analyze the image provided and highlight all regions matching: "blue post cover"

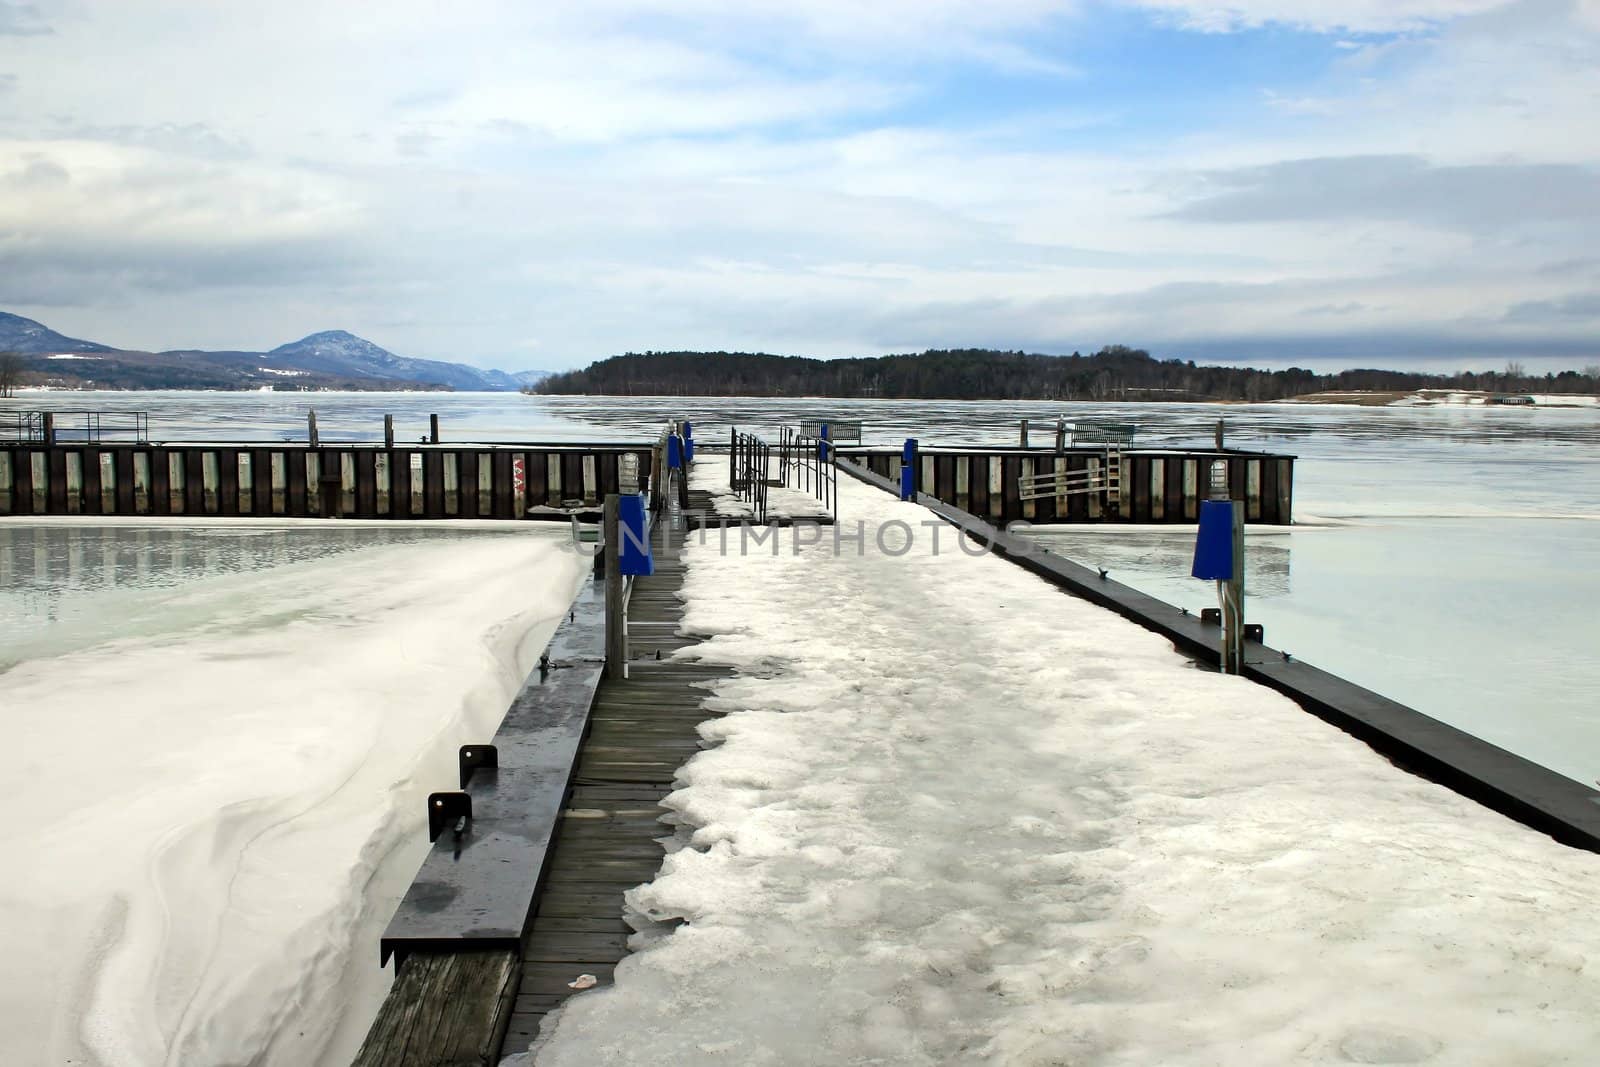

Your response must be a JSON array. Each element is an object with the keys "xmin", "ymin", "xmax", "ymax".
[
  {"xmin": 1192, "ymin": 499, "xmax": 1235, "ymax": 580},
  {"xmin": 902, "ymin": 438, "xmax": 917, "ymax": 464},
  {"xmin": 618, "ymin": 493, "xmax": 654, "ymax": 576},
  {"xmin": 682, "ymin": 420, "xmax": 693, "ymax": 440},
  {"xmin": 667, "ymin": 435, "xmax": 683, "ymax": 469},
  {"xmin": 900, "ymin": 438, "xmax": 918, "ymax": 500},
  {"xmin": 685, "ymin": 437, "xmax": 695, "ymax": 462}
]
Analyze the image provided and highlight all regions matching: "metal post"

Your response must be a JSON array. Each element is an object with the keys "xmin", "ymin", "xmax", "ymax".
[
  {"xmin": 729, "ymin": 426, "xmax": 736, "ymax": 490},
  {"xmin": 1020, "ymin": 419, "xmax": 1029, "ymax": 448},
  {"xmin": 1222, "ymin": 499, "xmax": 1246, "ymax": 674},
  {"xmin": 603, "ymin": 494, "xmax": 627, "ymax": 680},
  {"xmin": 383, "ymin": 414, "xmax": 394, "ymax": 449},
  {"xmin": 430, "ymin": 413, "xmax": 440, "ymax": 445},
  {"xmin": 307, "ymin": 410, "xmax": 319, "ymax": 448}
]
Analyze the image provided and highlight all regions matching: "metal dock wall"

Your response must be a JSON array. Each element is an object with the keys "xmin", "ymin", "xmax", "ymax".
[
  {"xmin": 848, "ymin": 447, "xmax": 1295, "ymax": 525},
  {"xmin": 0, "ymin": 444, "xmax": 653, "ymax": 520}
]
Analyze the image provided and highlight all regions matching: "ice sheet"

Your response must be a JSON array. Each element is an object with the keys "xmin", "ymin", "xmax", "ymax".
[
  {"xmin": 518, "ymin": 474, "xmax": 1600, "ymax": 1065},
  {"xmin": 0, "ymin": 522, "xmax": 582, "ymax": 1066}
]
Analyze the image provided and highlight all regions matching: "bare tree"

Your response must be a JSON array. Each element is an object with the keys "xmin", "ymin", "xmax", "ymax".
[
  {"xmin": 0, "ymin": 351, "xmax": 23, "ymax": 398},
  {"xmin": 1585, "ymin": 365, "xmax": 1600, "ymax": 390},
  {"xmin": 1503, "ymin": 360, "xmax": 1527, "ymax": 380}
]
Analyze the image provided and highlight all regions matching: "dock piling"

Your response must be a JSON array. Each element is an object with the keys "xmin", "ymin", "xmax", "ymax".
[
  {"xmin": 603, "ymin": 494, "xmax": 627, "ymax": 679},
  {"xmin": 1223, "ymin": 499, "xmax": 1245, "ymax": 674},
  {"xmin": 307, "ymin": 410, "xmax": 319, "ymax": 448},
  {"xmin": 383, "ymin": 415, "xmax": 394, "ymax": 449}
]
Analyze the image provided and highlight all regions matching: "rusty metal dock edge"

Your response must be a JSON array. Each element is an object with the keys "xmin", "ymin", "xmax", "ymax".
[{"xmin": 840, "ymin": 457, "xmax": 1600, "ymax": 854}]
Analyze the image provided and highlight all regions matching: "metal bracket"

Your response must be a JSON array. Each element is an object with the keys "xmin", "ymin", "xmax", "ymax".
[
  {"xmin": 427, "ymin": 791, "xmax": 472, "ymax": 842},
  {"xmin": 459, "ymin": 744, "xmax": 498, "ymax": 789},
  {"xmin": 1201, "ymin": 611, "xmax": 1259, "ymax": 642}
]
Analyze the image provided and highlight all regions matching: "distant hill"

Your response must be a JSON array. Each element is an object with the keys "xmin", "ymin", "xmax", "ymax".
[
  {"xmin": 263, "ymin": 331, "xmax": 544, "ymax": 391},
  {"xmin": 537, "ymin": 347, "xmax": 1600, "ymax": 402},
  {"xmin": 0, "ymin": 313, "xmax": 542, "ymax": 392},
  {"xmin": 0, "ymin": 311, "xmax": 114, "ymax": 355}
]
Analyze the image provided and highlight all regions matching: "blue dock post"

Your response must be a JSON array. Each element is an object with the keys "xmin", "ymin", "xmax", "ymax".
[
  {"xmin": 617, "ymin": 493, "xmax": 653, "ymax": 577},
  {"xmin": 900, "ymin": 438, "xmax": 917, "ymax": 500},
  {"xmin": 1192, "ymin": 497, "xmax": 1246, "ymax": 674}
]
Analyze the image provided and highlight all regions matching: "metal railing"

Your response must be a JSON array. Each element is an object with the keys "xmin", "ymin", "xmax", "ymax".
[
  {"xmin": 2, "ymin": 410, "xmax": 150, "ymax": 443},
  {"xmin": 795, "ymin": 419, "xmax": 862, "ymax": 444},
  {"xmin": 790, "ymin": 431, "xmax": 837, "ymax": 516},
  {"xmin": 1070, "ymin": 421, "xmax": 1136, "ymax": 448},
  {"xmin": 729, "ymin": 429, "xmax": 771, "ymax": 524}
]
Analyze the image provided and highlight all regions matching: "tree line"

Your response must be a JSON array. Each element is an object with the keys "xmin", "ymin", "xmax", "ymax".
[{"xmin": 533, "ymin": 347, "xmax": 1600, "ymax": 401}]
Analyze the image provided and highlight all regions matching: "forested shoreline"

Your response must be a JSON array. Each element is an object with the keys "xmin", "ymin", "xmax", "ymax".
[{"xmin": 534, "ymin": 347, "xmax": 1600, "ymax": 402}]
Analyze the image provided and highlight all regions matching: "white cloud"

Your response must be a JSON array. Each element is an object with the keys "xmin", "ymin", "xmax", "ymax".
[
  {"xmin": 1126, "ymin": 0, "xmax": 1512, "ymax": 34},
  {"xmin": 0, "ymin": 0, "xmax": 1596, "ymax": 369}
]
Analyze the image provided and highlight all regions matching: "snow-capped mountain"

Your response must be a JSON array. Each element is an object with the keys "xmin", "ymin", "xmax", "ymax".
[
  {"xmin": 0, "ymin": 311, "xmax": 114, "ymax": 355},
  {"xmin": 1, "ymin": 314, "xmax": 548, "ymax": 391}
]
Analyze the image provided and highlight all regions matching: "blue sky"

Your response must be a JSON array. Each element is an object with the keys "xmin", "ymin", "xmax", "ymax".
[{"xmin": 2, "ymin": 0, "xmax": 1598, "ymax": 374}]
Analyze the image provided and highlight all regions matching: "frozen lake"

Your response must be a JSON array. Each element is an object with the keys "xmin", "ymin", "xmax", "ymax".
[
  {"xmin": 8, "ymin": 389, "xmax": 1597, "ymax": 784},
  {"xmin": 0, "ymin": 519, "xmax": 583, "ymax": 1066}
]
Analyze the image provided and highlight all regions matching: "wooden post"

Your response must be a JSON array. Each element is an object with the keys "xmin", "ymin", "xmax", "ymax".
[
  {"xmin": 351, "ymin": 950, "xmax": 519, "ymax": 1067},
  {"xmin": 384, "ymin": 415, "xmax": 394, "ymax": 449},
  {"xmin": 41, "ymin": 412, "xmax": 56, "ymax": 446},
  {"xmin": 1055, "ymin": 418, "xmax": 1066, "ymax": 453},
  {"xmin": 1222, "ymin": 499, "xmax": 1245, "ymax": 674},
  {"xmin": 430, "ymin": 413, "xmax": 440, "ymax": 445},
  {"xmin": 650, "ymin": 433, "xmax": 665, "ymax": 513},
  {"xmin": 1020, "ymin": 419, "xmax": 1029, "ymax": 448},
  {"xmin": 1215, "ymin": 419, "xmax": 1225, "ymax": 452},
  {"xmin": 603, "ymin": 494, "xmax": 627, "ymax": 680},
  {"xmin": 308, "ymin": 410, "xmax": 319, "ymax": 448}
]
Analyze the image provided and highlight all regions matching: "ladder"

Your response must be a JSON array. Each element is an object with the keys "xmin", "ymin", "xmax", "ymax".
[{"xmin": 1017, "ymin": 445, "xmax": 1123, "ymax": 504}]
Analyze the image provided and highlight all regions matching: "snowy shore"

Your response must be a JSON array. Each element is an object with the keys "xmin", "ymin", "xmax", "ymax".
[
  {"xmin": 0, "ymin": 525, "xmax": 582, "ymax": 1066},
  {"xmin": 521, "ymin": 473, "xmax": 1600, "ymax": 1065}
]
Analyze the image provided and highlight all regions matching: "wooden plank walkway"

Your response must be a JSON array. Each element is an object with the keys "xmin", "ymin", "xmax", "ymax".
[{"xmin": 501, "ymin": 495, "xmax": 727, "ymax": 1053}]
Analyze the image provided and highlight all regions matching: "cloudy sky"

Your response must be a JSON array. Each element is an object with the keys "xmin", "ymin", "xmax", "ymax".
[{"xmin": 2, "ymin": 0, "xmax": 1599, "ymax": 373}]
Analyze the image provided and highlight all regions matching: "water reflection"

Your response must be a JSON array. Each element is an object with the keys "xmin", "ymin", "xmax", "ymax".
[
  {"xmin": 1032, "ymin": 529, "xmax": 1294, "ymax": 599},
  {"xmin": 0, "ymin": 524, "xmax": 523, "ymax": 671}
]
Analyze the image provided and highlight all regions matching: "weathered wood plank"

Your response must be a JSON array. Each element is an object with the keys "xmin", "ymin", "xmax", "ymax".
[{"xmin": 350, "ymin": 950, "xmax": 519, "ymax": 1067}]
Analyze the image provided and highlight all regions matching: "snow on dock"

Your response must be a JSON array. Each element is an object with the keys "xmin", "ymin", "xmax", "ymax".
[{"xmin": 520, "ymin": 473, "xmax": 1600, "ymax": 1065}]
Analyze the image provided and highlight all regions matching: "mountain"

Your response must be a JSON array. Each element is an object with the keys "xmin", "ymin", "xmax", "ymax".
[
  {"xmin": 0, "ymin": 311, "xmax": 114, "ymax": 355},
  {"xmin": 264, "ymin": 331, "xmax": 532, "ymax": 391},
  {"xmin": 0, "ymin": 314, "xmax": 541, "ymax": 392}
]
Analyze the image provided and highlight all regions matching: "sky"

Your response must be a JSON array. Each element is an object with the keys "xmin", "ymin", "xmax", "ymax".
[{"xmin": 2, "ymin": 0, "xmax": 1599, "ymax": 374}]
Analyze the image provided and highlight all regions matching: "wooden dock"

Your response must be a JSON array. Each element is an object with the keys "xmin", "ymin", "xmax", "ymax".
[
  {"xmin": 355, "ymin": 486, "xmax": 729, "ymax": 1065},
  {"xmin": 503, "ymin": 507, "xmax": 726, "ymax": 1051}
]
